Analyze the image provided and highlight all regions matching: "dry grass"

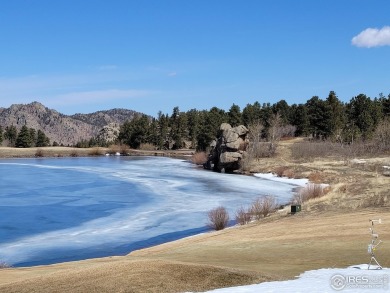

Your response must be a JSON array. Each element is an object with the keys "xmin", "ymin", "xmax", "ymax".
[
  {"xmin": 139, "ymin": 143, "xmax": 156, "ymax": 151},
  {"xmin": 191, "ymin": 151, "xmax": 208, "ymax": 165},
  {"xmin": 88, "ymin": 147, "xmax": 105, "ymax": 156},
  {"xmin": 0, "ymin": 147, "xmax": 107, "ymax": 158},
  {"xmin": 0, "ymin": 259, "xmax": 270, "ymax": 293}
]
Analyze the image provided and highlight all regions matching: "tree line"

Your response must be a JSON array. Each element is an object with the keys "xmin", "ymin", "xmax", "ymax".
[
  {"xmin": 0, "ymin": 124, "xmax": 50, "ymax": 148},
  {"xmin": 117, "ymin": 91, "xmax": 390, "ymax": 151}
]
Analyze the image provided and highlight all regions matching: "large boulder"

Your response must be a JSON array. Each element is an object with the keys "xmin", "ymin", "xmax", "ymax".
[{"xmin": 204, "ymin": 123, "xmax": 249, "ymax": 173}]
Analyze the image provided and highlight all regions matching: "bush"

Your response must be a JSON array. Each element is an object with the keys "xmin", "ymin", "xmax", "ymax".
[
  {"xmin": 139, "ymin": 143, "xmax": 155, "ymax": 151},
  {"xmin": 292, "ymin": 183, "xmax": 329, "ymax": 204},
  {"xmin": 250, "ymin": 195, "xmax": 278, "ymax": 220},
  {"xmin": 70, "ymin": 149, "xmax": 79, "ymax": 157},
  {"xmin": 88, "ymin": 147, "xmax": 104, "ymax": 156},
  {"xmin": 235, "ymin": 206, "xmax": 252, "ymax": 225},
  {"xmin": 208, "ymin": 206, "xmax": 230, "ymax": 231},
  {"xmin": 191, "ymin": 151, "xmax": 208, "ymax": 165},
  {"xmin": 35, "ymin": 148, "xmax": 44, "ymax": 157},
  {"xmin": 0, "ymin": 261, "xmax": 11, "ymax": 269}
]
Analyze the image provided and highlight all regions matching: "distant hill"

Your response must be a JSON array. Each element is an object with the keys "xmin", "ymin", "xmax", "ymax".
[{"xmin": 0, "ymin": 101, "xmax": 141, "ymax": 146}]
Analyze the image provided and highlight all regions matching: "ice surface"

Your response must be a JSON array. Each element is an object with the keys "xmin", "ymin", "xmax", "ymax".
[
  {"xmin": 0, "ymin": 157, "xmax": 305, "ymax": 266},
  {"xmin": 203, "ymin": 265, "xmax": 390, "ymax": 293}
]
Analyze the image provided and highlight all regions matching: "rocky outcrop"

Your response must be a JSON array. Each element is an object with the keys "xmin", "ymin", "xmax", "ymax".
[
  {"xmin": 204, "ymin": 123, "xmax": 249, "ymax": 173},
  {"xmin": 96, "ymin": 123, "xmax": 121, "ymax": 143}
]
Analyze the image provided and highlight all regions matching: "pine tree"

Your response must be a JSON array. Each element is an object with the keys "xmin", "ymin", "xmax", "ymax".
[
  {"xmin": 15, "ymin": 125, "xmax": 33, "ymax": 148},
  {"xmin": 4, "ymin": 125, "xmax": 18, "ymax": 146},
  {"xmin": 242, "ymin": 102, "xmax": 262, "ymax": 126},
  {"xmin": 228, "ymin": 104, "xmax": 242, "ymax": 127},
  {"xmin": 36, "ymin": 130, "xmax": 50, "ymax": 147}
]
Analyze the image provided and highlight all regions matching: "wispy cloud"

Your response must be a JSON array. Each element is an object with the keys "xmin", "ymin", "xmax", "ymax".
[
  {"xmin": 168, "ymin": 72, "xmax": 177, "ymax": 77},
  {"xmin": 352, "ymin": 26, "xmax": 390, "ymax": 48}
]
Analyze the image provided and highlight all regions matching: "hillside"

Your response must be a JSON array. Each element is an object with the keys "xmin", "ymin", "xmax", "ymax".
[{"xmin": 0, "ymin": 102, "xmax": 141, "ymax": 146}]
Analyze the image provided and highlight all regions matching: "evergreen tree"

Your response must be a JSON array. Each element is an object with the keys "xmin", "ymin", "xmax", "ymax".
[
  {"xmin": 186, "ymin": 109, "xmax": 200, "ymax": 149},
  {"xmin": 157, "ymin": 112, "xmax": 169, "ymax": 149},
  {"xmin": 326, "ymin": 91, "xmax": 345, "ymax": 139},
  {"xmin": 15, "ymin": 125, "xmax": 33, "ymax": 148},
  {"xmin": 196, "ymin": 107, "xmax": 227, "ymax": 151},
  {"xmin": 36, "ymin": 130, "xmax": 50, "ymax": 147},
  {"xmin": 29, "ymin": 128, "xmax": 37, "ymax": 147},
  {"xmin": 305, "ymin": 96, "xmax": 332, "ymax": 139},
  {"xmin": 291, "ymin": 104, "xmax": 309, "ymax": 136},
  {"xmin": 346, "ymin": 94, "xmax": 377, "ymax": 140},
  {"xmin": 4, "ymin": 125, "xmax": 18, "ymax": 146},
  {"xmin": 228, "ymin": 103, "xmax": 242, "ymax": 127},
  {"xmin": 169, "ymin": 107, "xmax": 187, "ymax": 149},
  {"xmin": 272, "ymin": 100, "xmax": 290, "ymax": 125},
  {"xmin": 118, "ymin": 115, "xmax": 150, "ymax": 149},
  {"xmin": 242, "ymin": 102, "xmax": 262, "ymax": 126},
  {"xmin": 380, "ymin": 93, "xmax": 390, "ymax": 117}
]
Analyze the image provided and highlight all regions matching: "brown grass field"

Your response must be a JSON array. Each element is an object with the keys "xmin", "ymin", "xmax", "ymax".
[{"xmin": 0, "ymin": 142, "xmax": 389, "ymax": 292}]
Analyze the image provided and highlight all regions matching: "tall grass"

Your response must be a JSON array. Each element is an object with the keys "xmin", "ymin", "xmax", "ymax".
[{"xmin": 292, "ymin": 183, "xmax": 330, "ymax": 204}]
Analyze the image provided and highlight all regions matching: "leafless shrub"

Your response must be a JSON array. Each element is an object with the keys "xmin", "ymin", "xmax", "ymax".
[
  {"xmin": 35, "ymin": 148, "xmax": 44, "ymax": 157},
  {"xmin": 235, "ymin": 206, "xmax": 252, "ymax": 225},
  {"xmin": 208, "ymin": 206, "xmax": 230, "ymax": 231},
  {"xmin": 139, "ymin": 143, "xmax": 155, "ymax": 151},
  {"xmin": 191, "ymin": 151, "xmax": 208, "ymax": 165},
  {"xmin": 250, "ymin": 195, "xmax": 278, "ymax": 220},
  {"xmin": 278, "ymin": 125, "xmax": 297, "ymax": 138},
  {"xmin": 291, "ymin": 183, "xmax": 329, "ymax": 204},
  {"xmin": 0, "ymin": 262, "xmax": 11, "ymax": 269},
  {"xmin": 88, "ymin": 147, "xmax": 104, "ymax": 156},
  {"xmin": 120, "ymin": 144, "xmax": 130, "ymax": 155},
  {"xmin": 373, "ymin": 118, "xmax": 390, "ymax": 153}
]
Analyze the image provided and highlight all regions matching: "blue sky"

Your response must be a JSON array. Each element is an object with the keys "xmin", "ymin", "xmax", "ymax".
[{"xmin": 0, "ymin": 0, "xmax": 389, "ymax": 117}]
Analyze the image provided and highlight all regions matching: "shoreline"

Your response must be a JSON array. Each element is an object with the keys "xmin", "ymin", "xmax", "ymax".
[{"xmin": 0, "ymin": 146, "xmax": 195, "ymax": 160}]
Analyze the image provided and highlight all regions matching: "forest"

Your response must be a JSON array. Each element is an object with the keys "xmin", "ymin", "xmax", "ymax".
[{"xmin": 116, "ymin": 91, "xmax": 390, "ymax": 152}]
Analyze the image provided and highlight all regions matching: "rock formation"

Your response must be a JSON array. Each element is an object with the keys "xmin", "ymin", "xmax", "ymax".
[{"xmin": 204, "ymin": 123, "xmax": 249, "ymax": 173}]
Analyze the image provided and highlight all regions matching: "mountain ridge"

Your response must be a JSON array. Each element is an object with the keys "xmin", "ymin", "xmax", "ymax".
[{"xmin": 0, "ymin": 101, "xmax": 141, "ymax": 146}]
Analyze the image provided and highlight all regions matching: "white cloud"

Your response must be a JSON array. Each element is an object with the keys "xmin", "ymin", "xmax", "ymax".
[
  {"xmin": 168, "ymin": 72, "xmax": 177, "ymax": 77},
  {"xmin": 352, "ymin": 26, "xmax": 390, "ymax": 48}
]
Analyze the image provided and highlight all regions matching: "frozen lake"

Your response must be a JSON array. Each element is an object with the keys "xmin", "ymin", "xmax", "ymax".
[{"xmin": 0, "ymin": 156, "xmax": 302, "ymax": 267}]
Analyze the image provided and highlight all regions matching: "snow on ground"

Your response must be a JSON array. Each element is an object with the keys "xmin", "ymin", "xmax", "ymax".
[
  {"xmin": 254, "ymin": 173, "xmax": 309, "ymax": 187},
  {"xmin": 202, "ymin": 265, "xmax": 389, "ymax": 293}
]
